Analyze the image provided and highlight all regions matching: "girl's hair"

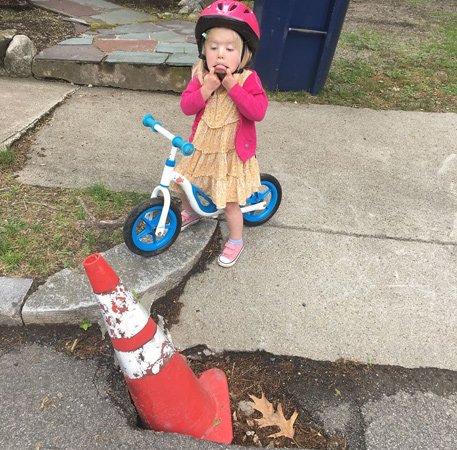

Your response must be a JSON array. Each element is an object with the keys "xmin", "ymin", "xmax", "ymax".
[{"xmin": 192, "ymin": 27, "xmax": 253, "ymax": 83}]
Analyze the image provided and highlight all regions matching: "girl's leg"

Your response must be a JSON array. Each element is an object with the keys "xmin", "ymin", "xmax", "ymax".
[
  {"xmin": 218, "ymin": 202, "xmax": 244, "ymax": 267},
  {"xmin": 180, "ymin": 192, "xmax": 200, "ymax": 230},
  {"xmin": 180, "ymin": 192, "xmax": 192, "ymax": 212},
  {"xmin": 224, "ymin": 202, "xmax": 243, "ymax": 241}
]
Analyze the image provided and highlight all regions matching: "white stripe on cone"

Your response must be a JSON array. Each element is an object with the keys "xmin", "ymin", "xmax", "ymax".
[
  {"xmin": 96, "ymin": 284, "xmax": 149, "ymax": 339},
  {"xmin": 115, "ymin": 327, "xmax": 175, "ymax": 379}
]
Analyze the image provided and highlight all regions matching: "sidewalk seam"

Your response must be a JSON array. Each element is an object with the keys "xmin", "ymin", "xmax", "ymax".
[
  {"xmin": 266, "ymin": 224, "xmax": 457, "ymax": 247},
  {"xmin": 2, "ymin": 85, "xmax": 81, "ymax": 147}
]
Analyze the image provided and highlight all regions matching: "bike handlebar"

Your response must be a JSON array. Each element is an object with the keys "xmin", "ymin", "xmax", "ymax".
[
  {"xmin": 143, "ymin": 114, "xmax": 194, "ymax": 157},
  {"xmin": 143, "ymin": 114, "xmax": 161, "ymax": 130}
]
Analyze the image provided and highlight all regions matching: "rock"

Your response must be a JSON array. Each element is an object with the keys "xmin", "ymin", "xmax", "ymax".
[
  {"xmin": 4, "ymin": 34, "xmax": 36, "ymax": 77},
  {"xmin": 178, "ymin": 0, "xmax": 204, "ymax": 11},
  {"xmin": 0, "ymin": 29, "xmax": 16, "ymax": 66},
  {"xmin": 179, "ymin": 6, "xmax": 190, "ymax": 14},
  {"xmin": 0, "ymin": 0, "xmax": 30, "ymax": 7},
  {"xmin": 238, "ymin": 400, "xmax": 255, "ymax": 416}
]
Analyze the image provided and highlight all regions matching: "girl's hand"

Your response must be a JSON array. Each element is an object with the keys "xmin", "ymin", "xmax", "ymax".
[
  {"xmin": 201, "ymin": 67, "xmax": 221, "ymax": 100},
  {"xmin": 221, "ymin": 68, "xmax": 237, "ymax": 91}
]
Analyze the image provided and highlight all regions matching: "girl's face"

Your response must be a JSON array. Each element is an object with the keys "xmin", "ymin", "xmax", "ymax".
[{"xmin": 204, "ymin": 28, "xmax": 242, "ymax": 75}]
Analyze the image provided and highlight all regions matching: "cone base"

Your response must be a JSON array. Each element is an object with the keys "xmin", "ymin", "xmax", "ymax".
[{"xmin": 198, "ymin": 368, "xmax": 233, "ymax": 444}]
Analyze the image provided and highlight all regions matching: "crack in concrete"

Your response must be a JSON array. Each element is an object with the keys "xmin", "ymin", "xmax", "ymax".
[{"xmin": 264, "ymin": 224, "xmax": 457, "ymax": 247}]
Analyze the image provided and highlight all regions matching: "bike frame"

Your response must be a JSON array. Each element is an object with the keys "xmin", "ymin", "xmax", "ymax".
[{"xmin": 150, "ymin": 123, "xmax": 266, "ymax": 237}]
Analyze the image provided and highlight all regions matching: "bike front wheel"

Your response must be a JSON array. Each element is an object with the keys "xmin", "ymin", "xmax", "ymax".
[
  {"xmin": 123, "ymin": 199, "xmax": 182, "ymax": 257},
  {"xmin": 243, "ymin": 174, "xmax": 282, "ymax": 227}
]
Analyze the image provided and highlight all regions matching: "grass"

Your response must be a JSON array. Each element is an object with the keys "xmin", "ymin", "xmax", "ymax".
[
  {"xmin": 0, "ymin": 144, "xmax": 15, "ymax": 166},
  {"xmin": 0, "ymin": 177, "xmax": 148, "ymax": 282},
  {"xmin": 269, "ymin": 7, "xmax": 457, "ymax": 112},
  {"xmin": 88, "ymin": 22, "xmax": 118, "ymax": 30}
]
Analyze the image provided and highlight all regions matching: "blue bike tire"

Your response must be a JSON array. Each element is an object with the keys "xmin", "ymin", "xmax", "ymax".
[
  {"xmin": 123, "ymin": 199, "xmax": 181, "ymax": 257},
  {"xmin": 243, "ymin": 173, "xmax": 282, "ymax": 227}
]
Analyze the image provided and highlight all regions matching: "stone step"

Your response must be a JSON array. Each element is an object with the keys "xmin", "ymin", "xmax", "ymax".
[
  {"xmin": 33, "ymin": 50, "xmax": 193, "ymax": 92},
  {"xmin": 27, "ymin": 7, "xmax": 199, "ymax": 92},
  {"xmin": 32, "ymin": 36, "xmax": 197, "ymax": 92}
]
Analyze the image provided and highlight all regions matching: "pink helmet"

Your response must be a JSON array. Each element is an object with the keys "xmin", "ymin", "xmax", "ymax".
[{"xmin": 195, "ymin": 1, "xmax": 260, "ymax": 57}]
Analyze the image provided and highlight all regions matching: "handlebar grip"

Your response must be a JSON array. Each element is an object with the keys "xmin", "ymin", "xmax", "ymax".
[
  {"xmin": 172, "ymin": 136, "xmax": 195, "ymax": 157},
  {"xmin": 143, "ymin": 114, "xmax": 161, "ymax": 132},
  {"xmin": 143, "ymin": 114, "xmax": 194, "ymax": 156}
]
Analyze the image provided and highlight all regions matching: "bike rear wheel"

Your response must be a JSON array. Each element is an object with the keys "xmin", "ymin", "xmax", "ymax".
[
  {"xmin": 123, "ymin": 198, "xmax": 181, "ymax": 257},
  {"xmin": 243, "ymin": 174, "xmax": 282, "ymax": 227}
]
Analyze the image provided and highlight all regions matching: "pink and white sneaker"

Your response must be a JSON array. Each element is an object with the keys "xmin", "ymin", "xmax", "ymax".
[
  {"xmin": 181, "ymin": 210, "xmax": 201, "ymax": 231},
  {"xmin": 217, "ymin": 241, "xmax": 244, "ymax": 268}
]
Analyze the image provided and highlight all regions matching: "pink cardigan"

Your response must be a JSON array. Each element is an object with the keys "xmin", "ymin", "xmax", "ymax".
[{"xmin": 180, "ymin": 70, "xmax": 268, "ymax": 163}]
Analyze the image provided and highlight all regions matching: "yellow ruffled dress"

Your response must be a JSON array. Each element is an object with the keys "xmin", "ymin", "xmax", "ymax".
[{"xmin": 174, "ymin": 71, "xmax": 261, "ymax": 210}]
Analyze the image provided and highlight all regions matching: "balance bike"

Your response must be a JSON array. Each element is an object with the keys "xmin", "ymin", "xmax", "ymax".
[{"xmin": 123, "ymin": 114, "xmax": 282, "ymax": 257}]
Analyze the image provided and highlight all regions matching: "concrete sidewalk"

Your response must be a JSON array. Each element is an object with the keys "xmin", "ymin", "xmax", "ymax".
[
  {"xmin": 1, "ymin": 74, "xmax": 457, "ymax": 449},
  {"xmin": 0, "ymin": 77, "xmax": 77, "ymax": 145},
  {"xmin": 9, "ymin": 79, "xmax": 457, "ymax": 370}
]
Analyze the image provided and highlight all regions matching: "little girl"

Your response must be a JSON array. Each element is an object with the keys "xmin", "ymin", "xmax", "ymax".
[{"xmin": 175, "ymin": 0, "xmax": 267, "ymax": 268}]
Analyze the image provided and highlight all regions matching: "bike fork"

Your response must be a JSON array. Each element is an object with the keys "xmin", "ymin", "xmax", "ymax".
[{"xmin": 151, "ymin": 186, "xmax": 171, "ymax": 237}]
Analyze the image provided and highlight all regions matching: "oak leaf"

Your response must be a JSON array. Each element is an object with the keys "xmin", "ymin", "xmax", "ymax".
[{"xmin": 248, "ymin": 392, "xmax": 298, "ymax": 439}]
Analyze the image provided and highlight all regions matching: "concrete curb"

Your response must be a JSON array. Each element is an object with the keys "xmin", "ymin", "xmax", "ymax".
[
  {"xmin": 0, "ymin": 277, "xmax": 33, "ymax": 326},
  {"xmin": 0, "ymin": 220, "xmax": 217, "ymax": 327},
  {"xmin": 22, "ymin": 220, "xmax": 217, "ymax": 325}
]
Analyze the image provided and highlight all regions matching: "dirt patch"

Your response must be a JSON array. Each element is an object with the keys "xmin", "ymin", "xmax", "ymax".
[
  {"xmin": 0, "ymin": 3, "xmax": 78, "ymax": 53},
  {"xmin": 344, "ymin": 0, "xmax": 456, "ymax": 32},
  {"xmin": 338, "ymin": 0, "xmax": 457, "ymax": 56}
]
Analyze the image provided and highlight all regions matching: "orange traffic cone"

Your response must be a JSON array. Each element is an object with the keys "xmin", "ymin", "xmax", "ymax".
[{"xmin": 82, "ymin": 253, "xmax": 232, "ymax": 444}]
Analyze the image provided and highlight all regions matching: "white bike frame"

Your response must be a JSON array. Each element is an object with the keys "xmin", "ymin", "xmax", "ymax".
[{"xmin": 150, "ymin": 123, "xmax": 266, "ymax": 237}]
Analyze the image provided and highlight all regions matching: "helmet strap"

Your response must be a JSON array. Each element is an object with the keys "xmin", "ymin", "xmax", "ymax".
[{"xmin": 232, "ymin": 42, "xmax": 247, "ymax": 74}]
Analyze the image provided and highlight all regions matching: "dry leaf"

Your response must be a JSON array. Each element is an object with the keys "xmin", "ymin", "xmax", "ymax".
[
  {"xmin": 40, "ymin": 395, "xmax": 55, "ymax": 411},
  {"xmin": 249, "ymin": 392, "xmax": 274, "ymax": 418},
  {"xmin": 248, "ymin": 392, "xmax": 298, "ymax": 439}
]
